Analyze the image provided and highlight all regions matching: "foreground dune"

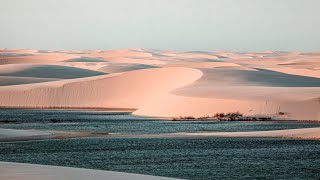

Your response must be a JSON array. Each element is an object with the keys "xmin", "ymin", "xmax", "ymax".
[
  {"xmin": 0, "ymin": 162, "xmax": 177, "ymax": 180},
  {"xmin": 0, "ymin": 67, "xmax": 202, "ymax": 109}
]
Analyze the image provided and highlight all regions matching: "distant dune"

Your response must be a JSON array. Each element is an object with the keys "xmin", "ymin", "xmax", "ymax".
[
  {"xmin": 98, "ymin": 63, "xmax": 158, "ymax": 73},
  {"xmin": 64, "ymin": 56, "xmax": 108, "ymax": 62},
  {"xmin": 0, "ymin": 49, "xmax": 319, "ymax": 120}
]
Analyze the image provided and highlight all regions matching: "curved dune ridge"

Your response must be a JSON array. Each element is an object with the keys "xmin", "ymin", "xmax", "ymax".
[
  {"xmin": 0, "ymin": 49, "xmax": 319, "ymax": 120},
  {"xmin": 0, "ymin": 67, "xmax": 203, "ymax": 110},
  {"xmin": 0, "ymin": 162, "xmax": 177, "ymax": 180}
]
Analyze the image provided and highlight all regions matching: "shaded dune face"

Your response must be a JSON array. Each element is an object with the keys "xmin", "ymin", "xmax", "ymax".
[
  {"xmin": 0, "ymin": 64, "xmax": 105, "ymax": 79},
  {"xmin": 0, "ymin": 49, "xmax": 319, "ymax": 120},
  {"xmin": 0, "ymin": 76, "xmax": 60, "ymax": 86},
  {"xmin": 187, "ymin": 68, "xmax": 320, "ymax": 87}
]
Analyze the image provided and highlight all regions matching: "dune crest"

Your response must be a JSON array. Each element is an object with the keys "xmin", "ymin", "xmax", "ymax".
[{"xmin": 0, "ymin": 67, "xmax": 203, "ymax": 110}]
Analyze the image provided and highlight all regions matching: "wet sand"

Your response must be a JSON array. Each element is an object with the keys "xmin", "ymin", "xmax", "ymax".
[{"xmin": 1, "ymin": 127, "xmax": 319, "ymax": 142}]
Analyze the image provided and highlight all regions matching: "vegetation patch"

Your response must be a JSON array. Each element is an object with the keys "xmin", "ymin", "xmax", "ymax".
[{"xmin": 172, "ymin": 112, "xmax": 273, "ymax": 121}]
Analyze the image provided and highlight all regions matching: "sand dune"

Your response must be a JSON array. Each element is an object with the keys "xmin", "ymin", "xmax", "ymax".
[
  {"xmin": 160, "ymin": 62, "xmax": 252, "ymax": 69},
  {"xmin": 104, "ymin": 57, "xmax": 165, "ymax": 65},
  {"xmin": 263, "ymin": 67, "xmax": 320, "ymax": 78},
  {"xmin": 0, "ymin": 49, "xmax": 38, "ymax": 54},
  {"xmin": 180, "ymin": 68, "xmax": 320, "ymax": 87},
  {"xmin": 58, "ymin": 62, "xmax": 109, "ymax": 71},
  {"xmin": 279, "ymin": 58, "xmax": 320, "ymax": 66},
  {"xmin": 0, "ymin": 162, "xmax": 177, "ymax": 180},
  {"xmin": 0, "ymin": 64, "xmax": 105, "ymax": 79},
  {"xmin": 0, "ymin": 53, "xmax": 79, "ymax": 64},
  {"xmin": 98, "ymin": 63, "xmax": 158, "ymax": 73},
  {"xmin": 64, "ymin": 56, "xmax": 107, "ymax": 62},
  {"xmin": 88, "ymin": 49, "xmax": 153, "ymax": 58},
  {"xmin": 0, "ymin": 49, "xmax": 319, "ymax": 120},
  {"xmin": 167, "ymin": 68, "xmax": 320, "ymax": 120},
  {"xmin": 0, "ymin": 67, "xmax": 202, "ymax": 109}
]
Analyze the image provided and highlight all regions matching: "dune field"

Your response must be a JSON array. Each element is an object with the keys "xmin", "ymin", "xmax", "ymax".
[{"xmin": 0, "ymin": 48, "xmax": 319, "ymax": 120}]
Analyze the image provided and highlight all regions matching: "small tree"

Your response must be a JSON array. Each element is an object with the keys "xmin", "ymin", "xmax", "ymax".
[{"xmin": 214, "ymin": 113, "xmax": 225, "ymax": 120}]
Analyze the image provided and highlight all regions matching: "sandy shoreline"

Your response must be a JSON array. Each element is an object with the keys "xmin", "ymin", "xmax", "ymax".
[
  {"xmin": 0, "ymin": 106, "xmax": 136, "ymax": 112},
  {"xmin": 0, "ymin": 161, "xmax": 178, "ymax": 180},
  {"xmin": 1, "ymin": 127, "xmax": 320, "ymax": 142}
]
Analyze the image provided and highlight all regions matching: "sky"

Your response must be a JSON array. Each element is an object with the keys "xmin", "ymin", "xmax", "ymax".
[{"xmin": 0, "ymin": 0, "xmax": 319, "ymax": 52}]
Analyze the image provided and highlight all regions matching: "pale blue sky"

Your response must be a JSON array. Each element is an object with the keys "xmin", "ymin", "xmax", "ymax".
[{"xmin": 0, "ymin": 0, "xmax": 319, "ymax": 51}]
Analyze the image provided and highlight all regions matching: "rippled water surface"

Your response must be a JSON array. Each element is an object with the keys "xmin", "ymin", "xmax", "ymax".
[
  {"xmin": 0, "ymin": 108, "xmax": 319, "ymax": 134},
  {"xmin": 0, "ymin": 109, "xmax": 319, "ymax": 179}
]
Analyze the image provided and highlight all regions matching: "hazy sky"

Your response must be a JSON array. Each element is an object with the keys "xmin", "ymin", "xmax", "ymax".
[{"xmin": 0, "ymin": 0, "xmax": 319, "ymax": 51}]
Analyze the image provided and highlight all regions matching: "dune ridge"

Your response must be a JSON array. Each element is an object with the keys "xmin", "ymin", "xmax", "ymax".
[{"xmin": 0, "ymin": 67, "xmax": 203, "ymax": 110}]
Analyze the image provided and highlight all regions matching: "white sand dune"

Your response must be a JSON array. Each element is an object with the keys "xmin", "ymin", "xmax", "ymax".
[
  {"xmin": 0, "ymin": 53, "xmax": 79, "ymax": 65},
  {"xmin": 0, "ymin": 67, "xmax": 202, "ymax": 109},
  {"xmin": 262, "ymin": 67, "xmax": 320, "ymax": 78},
  {"xmin": 64, "ymin": 56, "xmax": 107, "ymax": 62},
  {"xmin": 279, "ymin": 58, "xmax": 320, "ymax": 66},
  {"xmin": 0, "ymin": 64, "xmax": 105, "ymax": 79},
  {"xmin": 176, "ymin": 52, "xmax": 218, "ymax": 59},
  {"xmin": 58, "ymin": 62, "xmax": 109, "ymax": 71},
  {"xmin": 104, "ymin": 57, "xmax": 165, "ymax": 65},
  {"xmin": 168, "ymin": 68, "xmax": 320, "ymax": 120},
  {"xmin": 88, "ymin": 49, "xmax": 153, "ymax": 58},
  {"xmin": 0, "ymin": 49, "xmax": 38, "ymax": 54},
  {"xmin": 160, "ymin": 62, "xmax": 253, "ymax": 69},
  {"xmin": 0, "ymin": 161, "xmax": 177, "ymax": 180},
  {"xmin": 0, "ymin": 49, "xmax": 319, "ymax": 120}
]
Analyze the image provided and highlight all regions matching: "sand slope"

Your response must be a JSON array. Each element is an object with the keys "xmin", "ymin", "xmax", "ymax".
[{"xmin": 0, "ymin": 67, "xmax": 202, "ymax": 109}]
